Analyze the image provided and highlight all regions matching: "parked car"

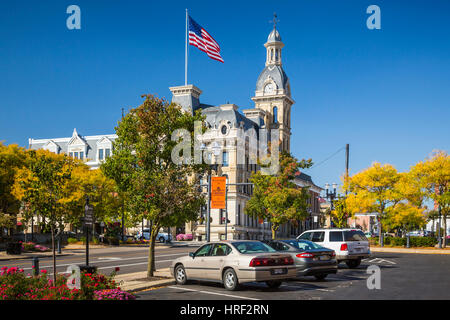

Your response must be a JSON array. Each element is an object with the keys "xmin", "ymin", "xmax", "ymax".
[
  {"xmin": 297, "ymin": 229, "xmax": 370, "ymax": 268},
  {"xmin": 264, "ymin": 239, "xmax": 337, "ymax": 280},
  {"xmin": 170, "ymin": 240, "xmax": 296, "ymax": 291},
  {"xmin": 136, "ymin": 229, "xmax": 172, "ymax": 243}
]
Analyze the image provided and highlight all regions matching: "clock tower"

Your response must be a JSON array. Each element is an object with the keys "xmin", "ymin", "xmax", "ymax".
[{"xmin": 252, "ymin": 19, "xmax": 294, "ymax": 152}]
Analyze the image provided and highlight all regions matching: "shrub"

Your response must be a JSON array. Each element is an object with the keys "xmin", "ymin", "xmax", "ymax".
[
  {"xmin": 370, "ymin": 236, "xmax": 438, "ymax": 247},
  {"xmin": 0, "ymin": 265, "xmax": 134, "ymax": 300},
  {"xmin": 176, "ymin": 233, "xmax": 193, "ymax": 241},
  {"xmin": 93, "ymin": 288, "xmax": 136, "ymax": 300},
  {"xmin": 67, "ymin": 238, "xmax": 78, "ymax": 244},
  {"xmin": 21, "ymin": 242, "xmax": 50, "ymax": 252}
]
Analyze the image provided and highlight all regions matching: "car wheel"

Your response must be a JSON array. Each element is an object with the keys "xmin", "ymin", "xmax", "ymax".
[
  {"xmin": 314, "ymin": 274, "xmax": 328, "ymax": 281},
  {"xmin": 159, "ymin": 237, "xmax": 165, "ymax": 243},
  {"xmin": 346, "ymin": 259, "xmax": 361, "ymax": 269},
  {"xmin": 223, "ymin": 268, "xmax": 240, "ymax": 291},
  {"xmin": 265, "ymin": 280, "xmax": 282, "ymax": 288},
  {"xmin": 174, "ymin": 265, "xmax": 187, "ymax": 285}
]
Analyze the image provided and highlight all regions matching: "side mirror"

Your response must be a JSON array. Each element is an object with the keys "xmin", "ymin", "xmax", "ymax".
[{"xmin": 189, "ymin": 252, "xmax": 195, "ymax": 258}]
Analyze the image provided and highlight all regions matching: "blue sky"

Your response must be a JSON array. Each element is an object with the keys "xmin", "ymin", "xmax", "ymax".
[{"xmin": 1, "ymin": 0, "xmax": 449, "ymax": 192}]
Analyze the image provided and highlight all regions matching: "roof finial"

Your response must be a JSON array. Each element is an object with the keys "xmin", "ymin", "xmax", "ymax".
[{"xmin": 272, "ymin": 12, "xmax": 279, "ymax": 29}]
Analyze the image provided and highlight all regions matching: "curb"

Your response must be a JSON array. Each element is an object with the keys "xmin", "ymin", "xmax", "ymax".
[
  {"xmin": 123, "ymin": 278, "xmax": 176, "ymax": 293},
  {"xmin": 371, "ymin": 247, "xmax": 450, "ymax": 255}
]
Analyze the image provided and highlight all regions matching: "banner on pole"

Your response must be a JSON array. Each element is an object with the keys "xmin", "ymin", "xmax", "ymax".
[{"xmin": 211, "ymin": 176, "xmax": 226, "ymax": 209}]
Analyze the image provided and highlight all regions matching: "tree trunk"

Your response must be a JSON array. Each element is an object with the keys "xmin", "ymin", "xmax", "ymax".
[
  {"xmin": 51, "ymin": 225, "xmax": 56, "ymax": 283},
  {"xmin": 443, "ymin": 214, "xmax": 447, "ymax": 248},
  {"xmin": 147, "ymin": 224, "xmax": 159, "ymax": 278},
  {"xmin": 271, "ymin": 225, "xmax": 277, "ymax": 240},
  {"xmin": 379, "ymin": 221, "xmax": 384, "ymax": 247}
]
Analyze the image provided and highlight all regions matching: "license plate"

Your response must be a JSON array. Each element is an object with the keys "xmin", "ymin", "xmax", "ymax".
[
  {"xmin": 319, "ymin": 255, "xmax": 330, "ymax": 261},
  {"xmin": 271, "ymin": 268, "xmax": 287, "ymax": 275}
]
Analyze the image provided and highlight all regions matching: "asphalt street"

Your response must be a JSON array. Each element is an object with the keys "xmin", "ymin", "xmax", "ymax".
[{"xmin": 135, "ymin": 252, "xmax": 450, "ymax": 300}]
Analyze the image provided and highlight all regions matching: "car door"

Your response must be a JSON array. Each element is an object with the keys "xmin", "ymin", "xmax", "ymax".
[
  {"xmin": 327, "ymin": 231, "xmax": 344, "ymax": 252},
  {"xmin": 311, "ymin": 231, "xmax": 325, "ymax": 246},
  {"xmin": 297, "ymin": 232, "xmax": 313, "ymax": 241},
  {"xmin": 207, "ymin": 243, "xmax": 232, "ymax": 280},
  {"xmin": 184, "ymin": 244, "xmax": 213, "ymax": 279}
]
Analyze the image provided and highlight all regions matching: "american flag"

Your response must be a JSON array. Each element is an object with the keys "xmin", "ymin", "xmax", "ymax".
[{"xmin": 188, "ymin": 15, "xmax": 224, "ymax": 63}]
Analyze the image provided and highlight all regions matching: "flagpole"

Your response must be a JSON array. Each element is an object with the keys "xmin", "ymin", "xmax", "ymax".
[{"xmin": 185, "ymin": 8, "xmax": 188, "ymax": 86}]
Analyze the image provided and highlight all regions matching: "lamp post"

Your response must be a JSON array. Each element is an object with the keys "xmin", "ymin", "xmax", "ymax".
[
  {"xmin": 438, "ymin": 186, "xmax": 443, "ymax": 249},
  {"xmin": 324, "ymin": 183, "xmax": 338, "ymax": 228},
  {"xmin": 200, "ymin": 142, "xmax": 221, "ymax": 242}
]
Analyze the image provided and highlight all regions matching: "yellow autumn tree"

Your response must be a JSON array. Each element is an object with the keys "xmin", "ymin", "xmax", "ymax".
[
  {"xmin": 410, "ymin": 150, "xmax": 450, "ymax": 247},
  {"xmin": 344, "ymin": 162, "xmax": 400, "ymax": 246}
]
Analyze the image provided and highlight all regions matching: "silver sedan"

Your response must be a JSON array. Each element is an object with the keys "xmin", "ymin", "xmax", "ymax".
[{"xmin": 170, "ymin": 240, "xmax": 296, "ymax": 291}]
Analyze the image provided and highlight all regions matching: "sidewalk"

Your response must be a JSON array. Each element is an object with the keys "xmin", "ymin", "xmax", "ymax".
[
  {"xmin": 116, "ymin": 268, "xmax": 174, "ymax": 292},
  {"xmin": 371, "ymin": 246, "xmax": 450, "ymax": 255}
]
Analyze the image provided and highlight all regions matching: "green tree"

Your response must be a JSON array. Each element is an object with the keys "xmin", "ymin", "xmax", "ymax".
[
  {"xmin": 245, "ymin": 152, "xmax": 312, "ymax": 239},
  {"xmin": 102, "ymin": 95, "xmax": 206, "ymax": 277}
]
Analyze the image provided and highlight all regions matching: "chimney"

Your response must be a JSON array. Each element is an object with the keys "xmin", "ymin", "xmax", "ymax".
[
  {"xmin": 169, "ymin": 85, "xmax": 202, "ymax": 114},
  {"xmin": 242, "ymin": 108, "xmax": 266, "ymax": 127}
]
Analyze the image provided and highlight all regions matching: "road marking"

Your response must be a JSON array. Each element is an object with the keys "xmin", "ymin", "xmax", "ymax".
[
  {"xmin": 97, "ymin": 257, "xmax": 122, "ymax": 261},
  {"xmin": 167, "ymin": 286, "xmax": 260, "ymax": 300},
  {"xmin": 367, "ymin": 258, "xmax": 396, "ymax": 264}
]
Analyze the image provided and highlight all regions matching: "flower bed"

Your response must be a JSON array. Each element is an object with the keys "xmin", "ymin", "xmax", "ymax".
[
  {"xmin": 0, "ymin": 265, "xmax": 135, "ymax": 300},
  {"xmin": 175, "ymin": 234, "xmax": 193, "ymax": 241},
  {"xmin": 21, "ymin": 242, "xmax": 50, "ymax": 252}
]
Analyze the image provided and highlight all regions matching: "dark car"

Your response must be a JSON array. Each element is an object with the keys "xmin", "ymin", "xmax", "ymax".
[{"xmin": 264, "ymin": 239, "xmax": 338, "ymax": 280}]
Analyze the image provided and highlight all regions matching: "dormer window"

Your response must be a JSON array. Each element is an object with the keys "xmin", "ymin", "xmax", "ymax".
[{"xmin": 97, "ymin": 136, "xmax": 113, "ymax": 162}]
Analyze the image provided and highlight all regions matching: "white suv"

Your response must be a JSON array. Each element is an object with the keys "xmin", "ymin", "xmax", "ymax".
[{"xmin": 297, "ymin": 229, "xmax": 371, "ymax": 268}]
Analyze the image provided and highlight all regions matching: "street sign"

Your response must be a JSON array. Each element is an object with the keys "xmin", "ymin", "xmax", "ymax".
[
  {"xmin": 211, "ymin": 176, "xmax": 226, "ymax": 209},
  {"xmin": 84, "ymin": 204, "xmax": 94, "ymax": 228}
]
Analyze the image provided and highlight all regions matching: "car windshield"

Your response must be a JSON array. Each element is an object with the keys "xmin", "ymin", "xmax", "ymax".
[
  {"xmin": 232, "ymin": 241, "xmax": 276, "ymax": 254},
  {"xmin": 344, "ymin": 230, "xmax": 368, "ymax": 241},
  {"xmin": 281, "ymin": 240, "xmax": 324, "ymax": 251}
]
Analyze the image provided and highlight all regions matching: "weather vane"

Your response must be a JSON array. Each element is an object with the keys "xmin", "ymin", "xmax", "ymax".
[{"xmin": 270, "ymin": 12, "xmax": 280, "ymax": 29}]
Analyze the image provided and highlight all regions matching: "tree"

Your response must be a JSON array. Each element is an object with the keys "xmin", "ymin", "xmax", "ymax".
[
  {"xmin": 345, "ymin": 162, "xmax": 400, "ymax": 246},
  {"xmin": 384, "ymin": 203, "xmax": 426, "ymax": 235},
  {"xmin": 102, "ymin": 95, "xmax": 206, "ymax": 277},
  {"xmin": 60, "ymin": 163, "xmax": 121, "ymax": 231},
  {"xmin": 12, "ymin": 149, "xmax": 74, "ymax": 282},
  {"xmin": 330, "ymin": 197, "xmax": 351, "ymax": 228},
  {"xmin": 0, "ymin": 143, "xmax": 28, "ymax": 235},
  {"xmin": 245, "ymin": 152, "xmax": 312, "ymax": 239},
  {"xmin": 410, "ymin": 150, "xmax": 450, "ymax": 247}
]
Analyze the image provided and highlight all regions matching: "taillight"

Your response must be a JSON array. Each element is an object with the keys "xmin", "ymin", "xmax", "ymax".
[
  {"xmin": 296, "ymin": 253, "xmax": 314, "ymax": 259},
  {"xmin": 249, "ymin": 258, "xmax": 269, "ymax": 267},
  {"xmin": 340, "ymin": 243, "xmax": 348, "ymax": 251},
  {"xmin": 331, "ymin": 251, "xmax": 336, "ymax": 257},
  {"xmin": 250, "ymin": 257, "xmax": 294, "ymax": 266}
]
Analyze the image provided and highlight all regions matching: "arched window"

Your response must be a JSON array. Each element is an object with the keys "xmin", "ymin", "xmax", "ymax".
[{"xmin": 273, "ymin": 106, "xmax": 278, "ymax": 124}]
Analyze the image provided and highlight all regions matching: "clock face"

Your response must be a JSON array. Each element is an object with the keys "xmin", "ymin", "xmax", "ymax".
[{"xmin": 264, "ymin": 83, "xmax": 275, "ymax": 94}]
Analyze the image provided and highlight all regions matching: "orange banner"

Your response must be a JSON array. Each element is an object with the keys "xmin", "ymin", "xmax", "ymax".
[{"xmin": 211, "ymin": 176, "xmax": 226, "ymax": 209}]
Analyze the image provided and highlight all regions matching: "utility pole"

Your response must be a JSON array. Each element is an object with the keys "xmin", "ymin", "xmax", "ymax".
[{"xmin": 345, "ymin": 143, "xmax": 349, "ymax": 195}]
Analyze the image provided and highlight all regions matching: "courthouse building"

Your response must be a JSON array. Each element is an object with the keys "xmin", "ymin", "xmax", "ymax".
[{"xmin": 28, "ymin": 24, "xmax": 322, "ymax": 240}]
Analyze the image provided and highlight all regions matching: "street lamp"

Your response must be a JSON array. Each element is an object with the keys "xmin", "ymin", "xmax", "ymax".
[
  {"xmin": 324, "ymin": 183, "xmax": 338, "ymax": 228},
  {"xmin": 438, "ymin": 186, "xmax": 443, "ymax": 249},
  {"xmin": 200, "ymin": 142, "xmax": 222, "ymax": 242}
]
